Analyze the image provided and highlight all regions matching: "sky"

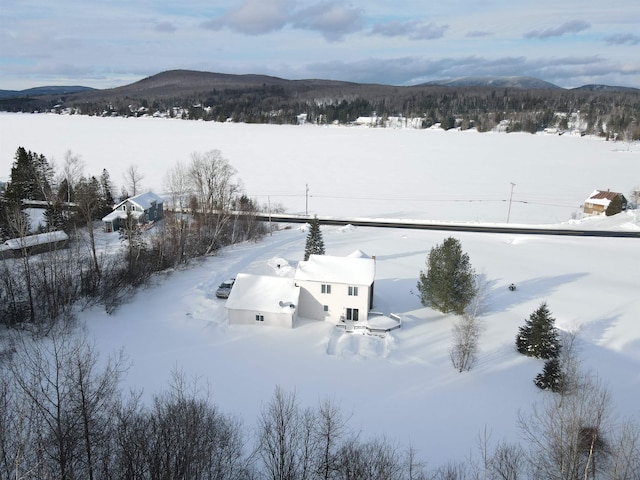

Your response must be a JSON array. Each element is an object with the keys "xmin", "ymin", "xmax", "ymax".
[{"xmin": 1, "ymin": 0, "xmax": 640, "ymax": 90}]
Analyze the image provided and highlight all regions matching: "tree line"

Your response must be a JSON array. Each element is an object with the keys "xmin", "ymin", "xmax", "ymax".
[
  {"xmin": 0, "ymin": 147, "xmax": 267, "ymax": 328},
  {"xmin": 3, "ymin": 81, "xmax": 639, "ymax": 139},
  {"xmin": 1, "ymin": 323, "xmax": 638, "ymax": 480}
]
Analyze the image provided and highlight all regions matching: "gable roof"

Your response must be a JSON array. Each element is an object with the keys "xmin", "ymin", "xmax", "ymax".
[
  {"xmin": 294, "ymin": 254, "xmax": 375, "ymax": 286},
  {"xmin": 585, "ymin": 189, "xmax": 626, "ymax": 207},
  {"xmin": 113, "ymin": 191, "xmax": 164, "ymax": 212},
  {"xmin": 225, "ymin": 273, "xmax": 300, "ymax": 314}
]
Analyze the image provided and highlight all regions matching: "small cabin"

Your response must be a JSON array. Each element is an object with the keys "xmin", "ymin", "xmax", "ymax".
[{"xmin": 583, "ymin": 190, "xmax": 627, "ymax": 216}]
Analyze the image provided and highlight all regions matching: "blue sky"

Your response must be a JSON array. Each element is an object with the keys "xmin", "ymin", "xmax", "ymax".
[{"xmin": 1, "ymin": 0, "xmax": 639, "ymax": 90}]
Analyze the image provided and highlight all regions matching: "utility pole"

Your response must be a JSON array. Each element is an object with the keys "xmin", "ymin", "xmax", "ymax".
[
  {"xmin": 507, "ymin": 182, "xmax": 515, "ymax": 223},
  {"xmin": 305, "ymin": 183, "xmax": 309, "ymax": 216},
  {"xmin": 268, "ymin": 195, "xmax": 272, "ymax": 235}
]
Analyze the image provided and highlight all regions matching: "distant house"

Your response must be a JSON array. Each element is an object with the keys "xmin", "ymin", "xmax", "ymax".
[
  {"xmin": 583, "ymin": 189, "xmax": 627, "ymax": 216},
  {"xmin": 294, "ymin": 252, "xmax": 375, "ymax": 324},
  {"xmin": 0, "ymin": 230, "xmax": 69, "ymax": 259},
  {"xmin": 225, "ymin": 251, "xmax": 376, "ymax": 329},
  {"xmin": 226, "ymin": 274, "xmax": 300, "ymax": 328},
  {"xmin": 102, "ymin": 191, "xmax": 164, "ymax": 232}
]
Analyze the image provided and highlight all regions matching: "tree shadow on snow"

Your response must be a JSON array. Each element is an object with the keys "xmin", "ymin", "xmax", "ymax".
[{"xmin": 486, "ymin": 272, "xmax": 590, "ymax": 314}]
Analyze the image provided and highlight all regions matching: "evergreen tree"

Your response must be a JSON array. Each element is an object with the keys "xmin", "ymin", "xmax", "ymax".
[
  {"xmin": 99, "ymin": 168, "xmax": 116, "ymax": 216},
  {"xmin": 516, "ymin": 302, "xmax": 561, "ymax": 359},
  {"xmin": 43, "ymin": 201, "xmax": 67, "ymax": 231},
  {"xmin": 5, "ymin": 147, "xmax": 53, "ymax": 204},
  {"xmin": 416, "ymin": 237, "xmax": 477, "ymax": 315},
  {"xmin": 605, "ymin": 195, "xmax": 623, "ymax": 216},
  {"xmin": 303, "ymin": 215, "xmax": 325, "ymax": 261},
  {"xmin": 534, "ymin": 358, "xmax": 564, "ymax": 392}
]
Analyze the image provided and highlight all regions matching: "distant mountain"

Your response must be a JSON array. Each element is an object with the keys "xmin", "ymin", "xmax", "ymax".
[
  {"xmin": 421, "ymin": 76, "xmax": 561, "ymax": 89},
  {"xmin": 572, "ymin": 84, "xmax": 640, "ymax": 93},
  {"xmin": 1, "ymin": 70, "xmax": 638, "ymax": 139},
  {"xmin": 0, "ymin": 85, "xmax": 96, "ymax": 99}
]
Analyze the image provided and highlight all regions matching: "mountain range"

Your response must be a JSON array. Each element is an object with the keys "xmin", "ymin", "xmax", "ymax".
[{"xmin": 1, "ymin": 71, "xmax": 638, "ymax": 101}]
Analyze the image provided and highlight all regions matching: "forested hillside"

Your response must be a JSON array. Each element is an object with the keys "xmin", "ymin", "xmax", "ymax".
[{"xmin": 1, "ymin": 70, "xmax": 639, "ymax": 139}]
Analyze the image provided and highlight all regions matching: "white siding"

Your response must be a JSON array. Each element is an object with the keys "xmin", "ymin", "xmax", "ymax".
[
  {"xmin": 228, "ymin": 308, "xmax": 297, "ymax": 328},
  {"xmin": 297, "ymin": 279, "xmax": 370, "ymax": 322}
]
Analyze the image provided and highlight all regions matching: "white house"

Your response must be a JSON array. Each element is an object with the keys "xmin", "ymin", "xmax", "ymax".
[
  {"xmin": 225, "ymin": 273, "xmax": 300, "ymax": 328},
  {"xmin": 102, "ymin": 191, "xmax": 164, "ymax": 232},
  {"xmin": 294, "ymin": 253, "xmax": 375, "ymax": 324}
]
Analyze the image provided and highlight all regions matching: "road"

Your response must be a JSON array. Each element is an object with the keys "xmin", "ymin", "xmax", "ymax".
[{"xmin": 255, "ymin": 213, "xmax": 640, "ymax": 238}]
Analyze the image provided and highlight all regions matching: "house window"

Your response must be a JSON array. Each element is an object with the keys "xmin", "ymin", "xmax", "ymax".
[
  {"xmin": 323, "ymin": 305, "xmax": 329, "ymax": 312},
  {"xmin": 321, "ymin": 284, "xmax": 332, "ymax": 294},
  {"xmin": 348, "ymin": 286, "xmax": 359, "ymax": 296},
  {"xmin": 255, "ymin": 314, "xmax": 264, "ymax": 322},
  {"xmin": 346, "ymin": 308, "xmax": 359, "ymax": 321}
]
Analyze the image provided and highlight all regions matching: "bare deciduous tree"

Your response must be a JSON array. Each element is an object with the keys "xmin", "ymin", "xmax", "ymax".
[{"xmin": 124, "ymin": 164, "xmax": 144, "ymax": 197}]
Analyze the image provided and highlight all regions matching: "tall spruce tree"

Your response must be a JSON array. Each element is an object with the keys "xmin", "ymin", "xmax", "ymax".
[
  {"xmin": 416, "ymin": 237, "xmax": 477, "ymax": 315},
  {"xmin": 516, "ymin": 302, "xmax": 561, "ymax": 359},
  {"xmin": 303, "ymin": 215, "xmax": 325, "ymax": 261}
]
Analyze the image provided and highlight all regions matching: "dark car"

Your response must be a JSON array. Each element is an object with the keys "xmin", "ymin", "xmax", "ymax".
[{"xmin": 215, "ymin": 278, "xmax": 235, "ymax": 298}]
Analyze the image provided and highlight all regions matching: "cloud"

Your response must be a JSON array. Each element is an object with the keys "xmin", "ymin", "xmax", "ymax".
[
  {"xmin": 604, "ymin": 33, "xmax": 640, "ymax": 45},
  {"xmin": 200, "ymin": 0, "xmax": 363, "ymax": 40},
  {"xmin": 291, "ymin": 2, "xmax": 364, "ymax": 41},
  {"xmin": 155, "ymin": 21, "xmax": 177, "ymax": 33},
  {"xmin": 524, "ymin": 20, "xmax": 590, "ymax": 39},
  {"xmin": 371, "ymin": 20, "xmax": 448, "ymax": 40},
  {"xmin": 201, "ymin": 0, "xmax": 293, "ymax": 35}
]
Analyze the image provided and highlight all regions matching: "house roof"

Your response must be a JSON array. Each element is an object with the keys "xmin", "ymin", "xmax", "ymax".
[
  {"xmin": 2, "ymin": 230, "xmax": 68, "ymax": 250},
  {"xmin": 585, "ymin": 189, "xmax": 625, "ymax": 207},
  {"xmin": 225, "ymin": 273, "xmax": 300, "ymax": 314},
  {"xmin": 294, "ymin": 254, "xmax": 375, "ymax": 285},
  {"xmin": 113, "ymin": 191, "xmax": 164, "ymax": 212},
  {"xmin": 102, "ymin": 210, "xmax": 143, "ymax": 222}
]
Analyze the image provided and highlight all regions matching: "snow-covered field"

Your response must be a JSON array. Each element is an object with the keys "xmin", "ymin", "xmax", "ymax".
[
  {"xmin": 1, "ymin": 113, "xmax": 639, "ymax": 466},
  {"xmin": 2, "ymin": 112, "xmax": 639, "ymax": 224}
]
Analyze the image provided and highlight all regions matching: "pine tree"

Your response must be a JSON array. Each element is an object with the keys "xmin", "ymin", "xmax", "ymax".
[
  {"xmin": 5, "ymin": 148, "xmax": 53, "ymax": 204},
  {"xmin": 534, "ymin": 358, "xmax": 564, "ymax": 392},
  {"xmin": 605, "ymin": 194, "xmax": 623, "ymax": 216},
  {"xmin": 303, "ymin": 215, "xmax": 325, "ymax": 261},
  {"xmin": 516, "ymin": 302, "xmax": 561, "ymax": 359},
  {"xmin": 416, "ymin": 237, "xmax": 477, "ymax": 315},
  {"xmin": 99, "ymin": 168, "xmax": 115, "ymax": 216}
]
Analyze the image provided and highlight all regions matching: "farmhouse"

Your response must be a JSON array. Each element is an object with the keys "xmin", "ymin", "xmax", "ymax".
[
  {"xmin": 225, "ymin": 252, "xmax": 376, "ymax": 329},
  {"xmin": 583, "ymin": 189, "xmax": 627, "ymax": 216},
  {"xmin": 102, "ymin": 191, "xmax": 164, "ymax": 232},
  {"xmin": 226, "ymin": 274, "xmax": 300, "ymax": 328},
  {"xmin": 294, "ymin": 253, "xmax": 375, "ymax": 324}
]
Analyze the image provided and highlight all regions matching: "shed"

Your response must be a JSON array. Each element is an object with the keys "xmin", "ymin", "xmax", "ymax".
[
  {"xmin": 583, "ymin": 189, "xmax": 627, "ymax": 216},
  {"xmin": 226, "ymin": 273, "xmax": 300, "ymax": 328}
]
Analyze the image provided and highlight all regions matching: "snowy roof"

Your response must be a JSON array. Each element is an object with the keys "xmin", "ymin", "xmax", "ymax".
[
  {"xmin": 294, "ymin": 254, "xmax": 375, "ymax": 286},
  {"xmin": 2, "ymin": 230, "xmax": 68, "ymax": 250},
  {"xmin": 225, "ymin": 273, "xmax": 300, "ymax": 314},
  {"xmin": 101, "ymin": 210, "xmax": 143, "ymax": 222},
  {"xmin": 347, "ymin": 249, "xmax": 371, "ymax": 259},
  {"xmin": 585, "ymin": 189, "xmax": 625, "ymax": 207},
  {"xmin": 113, "ymin": 191, "xmax": 164, "ymax": 211}
]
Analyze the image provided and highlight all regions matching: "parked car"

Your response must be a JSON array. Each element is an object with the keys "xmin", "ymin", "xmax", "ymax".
[{"xmin": 215, "ymin": 278, "xmax": 235, "ymax": 298}]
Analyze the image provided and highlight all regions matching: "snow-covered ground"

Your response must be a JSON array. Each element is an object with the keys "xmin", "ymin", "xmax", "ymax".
[
  {"xmin": 2, "ymin": 112, "xmax": 639, "ymax": 224},
  {"xmin": 1, "ymin": 113, "xmax": 639, "ymax": 466}
]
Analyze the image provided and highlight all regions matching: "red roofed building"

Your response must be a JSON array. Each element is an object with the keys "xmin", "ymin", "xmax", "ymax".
[{"xmin": 583, "ymin": 189, "xmax": 628, "ymax": 216}]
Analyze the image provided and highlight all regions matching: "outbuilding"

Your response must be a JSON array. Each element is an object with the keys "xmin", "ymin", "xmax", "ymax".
[{"xmin": 225, "ymin": 273, "xmax": 300, "ymax": 328}]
